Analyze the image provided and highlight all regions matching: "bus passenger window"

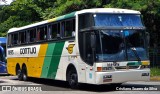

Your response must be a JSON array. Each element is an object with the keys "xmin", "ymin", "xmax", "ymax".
[
  {"xmin": 65, "ymin": 19, "xmax": 75, "ymax": 37},
  {"xmin": 29, "ymin": 28, "xmax": 36, "ymax": 42},
  {"xmin": 61, "ymin": 22, "xmax": 65, "ymax": 38},
  {"xmin": 51, "ymin": 24, "xmax": 58, "ymax": 39},
  {"xmin": 37, "ymin": 26, "xmax": 47, "ymax": 41},
  {"xmin": 19, "ymin": 31, "xmax": 26, "ymax": 44},
  {"xmin": 8, "ymin": 34, "xmax": 12, "ymax": 46},
  {"xmin": 57, "ymin": 23, "xmax": 61, "ymax": 38},
  {"xmin": 48, "ymin": 25, "xmax": 52, "ymax": 39},
  {"xmin": 13, "ymin": 33, "xmax": 18, "ymax": 45},
  {"xmin": 41, "ymin": 26, "xmax": 47, "ymax": 40},
  {"xmin": 51, "ymin": 23, "xmax": 60, "ymax": 39},
  {"xmin": 11, "ymin": 34, "xmax": 14, "ymax": 45}
]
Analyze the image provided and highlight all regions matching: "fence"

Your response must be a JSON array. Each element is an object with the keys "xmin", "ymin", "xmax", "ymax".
[{"xmin": 149, "ymin": 47, "xmax": 160, "ymax": 67}]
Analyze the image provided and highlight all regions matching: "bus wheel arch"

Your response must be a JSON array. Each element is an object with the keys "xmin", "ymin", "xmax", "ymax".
[
  {"xmin": 66, "ymin": 64, "xmax": 79, "ymax": 89},
  {"xmin": 22, "ymin": 63, "xmax": 28, "ymax": 81},
  {"xmin": 16, "ymin": 63, "xmax": 23, "ymax": 80}
]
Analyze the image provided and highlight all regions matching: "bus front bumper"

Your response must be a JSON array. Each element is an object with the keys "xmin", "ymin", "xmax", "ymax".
[{"xmin": 95, "ymin": 69, "xmax": 150, "ymax": 84}]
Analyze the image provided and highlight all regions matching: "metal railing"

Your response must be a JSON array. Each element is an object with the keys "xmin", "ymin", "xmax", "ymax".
[{"xmin": 149, "ymin": 48, "xmax": 160, "ymax": 67}]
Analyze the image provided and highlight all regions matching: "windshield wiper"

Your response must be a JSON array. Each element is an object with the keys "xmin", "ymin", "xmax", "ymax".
[{"xmin": 130, "ymin": 47, "xmax": 141, "ymax": 61}]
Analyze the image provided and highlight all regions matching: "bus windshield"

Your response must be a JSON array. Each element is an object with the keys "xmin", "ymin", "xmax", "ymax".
[
  {"xmin": 95, "ymin": 30, "xmax": 148, "ymax": 62},
  {"xmin": 94, "ymin": 14, "xmax": 143, "ymax": 27},
  {"xmin": 78, "ymin": 13, "xmax": 148, "ymax": 62}
]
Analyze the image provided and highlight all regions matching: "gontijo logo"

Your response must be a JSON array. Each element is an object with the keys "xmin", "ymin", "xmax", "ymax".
[{"xmin": 66, "ymin": 44, "xmax": 75, "ymax": 54}]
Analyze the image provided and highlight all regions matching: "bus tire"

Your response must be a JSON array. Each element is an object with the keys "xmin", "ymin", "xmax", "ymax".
[
  {"xmin": 17, "ymin": 69, "xmax": 23, "ymax": 81},
  {"xmin": 16, "ymin": 64, "xmax": 23, "ymax": 81},
  {"xmin": 67, "ymin": 68, "xmax": 79, "ymax": 89},
  {"xmin": 112, "ymin": 83, "xmax": 122, "ymax": 87},
  {"xmin": 22, "ymin": 65, "xmax": 28, "ymax": 81}
]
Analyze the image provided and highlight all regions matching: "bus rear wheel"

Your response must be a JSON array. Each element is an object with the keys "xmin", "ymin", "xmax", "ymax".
[
  {"xmin": 22, "ymin": 65, "xmax": 28, "ymax": 81},
  {"xmin": 67, "ymin": 69, "xmax": 79, "ymax": 89},
  {"xmin": 16, "ymin": 65, "xmax": 23, "ymax": 81},
  {"xmin": 17, "ymin": 69, "xmax": 23, "ymax": 81}
]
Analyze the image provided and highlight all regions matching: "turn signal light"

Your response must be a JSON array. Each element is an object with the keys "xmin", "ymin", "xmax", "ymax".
[{"xmin": 97, "ymin": 67, "xmax": 102, "ymax": 72}]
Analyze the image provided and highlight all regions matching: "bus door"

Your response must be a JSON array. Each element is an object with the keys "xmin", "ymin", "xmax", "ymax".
[{"xmin": 84, "ymin": 32, "xmax": 95, "ymax": 83}]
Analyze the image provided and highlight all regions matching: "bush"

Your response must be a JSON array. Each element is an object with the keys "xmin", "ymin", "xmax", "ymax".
[{"xmin": 150, "ymin": 67, "xmax": 160, "ymax": 77}]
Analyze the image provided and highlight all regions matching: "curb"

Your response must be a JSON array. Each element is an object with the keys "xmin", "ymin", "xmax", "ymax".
[{"xmin": 150, "ymin": 76, "xmax": 160, "ymax": 81}]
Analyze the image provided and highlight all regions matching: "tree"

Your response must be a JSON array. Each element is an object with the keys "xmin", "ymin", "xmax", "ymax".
[
  {"xmin": 0, "ymin": 0, "xmax": 43, "ymax": 36},
  {"xmin": 0, "ymin": 0, "xmax": 160, "ymax": 48},
  {"xmin": 42, "ymin": 0, "xmax": 103, "ymax": 19}
]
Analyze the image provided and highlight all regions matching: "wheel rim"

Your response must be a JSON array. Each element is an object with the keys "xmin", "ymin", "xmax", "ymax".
[
  {"xmin": 69, "ymin": 72, "xmax": 77, "ymax": 87},
  {"xmin": 22, "ymin": 67, "xmax": 27, "ymax": 81},
  {"xmin": 17, "ymin": 70, "xmax": 21, "ymax": 79},
  {"xmin": 23, "ymin": 73, "xmax": 27, "ymax": 81}
]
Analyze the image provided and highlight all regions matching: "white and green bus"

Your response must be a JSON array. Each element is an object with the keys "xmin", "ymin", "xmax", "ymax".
[{"xmin": 7, "ymin": 8, "xmax": 150, "ymax": 88}]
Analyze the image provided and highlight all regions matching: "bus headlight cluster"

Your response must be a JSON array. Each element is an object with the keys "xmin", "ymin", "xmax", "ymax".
[
  {"xmin": 140, "ymin": 61, "xmax": 150, "ymax": 69},
  {"xmin": 97, "ymin": 67, "xmax": 113, "ymax": 72},
  {"xmin": 141, "ymin": 65, "xmax": 150, "ymax": 69}
]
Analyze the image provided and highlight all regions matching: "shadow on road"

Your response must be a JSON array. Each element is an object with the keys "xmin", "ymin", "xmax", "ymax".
[{"xmin": 0, "ymin": 74, "xmax": 10, "ymax": 76}]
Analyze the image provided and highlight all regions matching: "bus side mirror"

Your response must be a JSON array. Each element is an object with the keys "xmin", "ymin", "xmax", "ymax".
[{"xmin": 90, "ymin": 33, "xmax": 96, "ymax": 49}]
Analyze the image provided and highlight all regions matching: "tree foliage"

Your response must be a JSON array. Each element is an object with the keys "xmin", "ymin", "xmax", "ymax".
[{"xmin": 0, "ymin": 0, "xmax": 160, "ymax": 47}]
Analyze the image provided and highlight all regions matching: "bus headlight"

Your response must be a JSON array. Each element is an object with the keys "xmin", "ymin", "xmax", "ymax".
[
  {"xmin": 97, "ymin": 67, "xmax": 113, "ymax": 72},
  {"xmin": 141, "ymin": 65, "xmax": 150, "ymax": 69},
  {"xmin": 140, "ymin": 61, "xmax": 150, "ymax": 69}
]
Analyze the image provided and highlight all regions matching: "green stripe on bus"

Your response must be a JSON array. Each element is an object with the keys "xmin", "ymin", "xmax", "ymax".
[
  {"xmin": 57, "ymin": 12, "xmax": 76, "ymax": 21},
  {"xmin": 41, "ymin": 43, "xmax": 56, "ymax": 78},
  {"xmin": 127, "ymin": 62, "xmax": 141, "ymax": 66},
  {"xmin": 41, "ymin": 42, "xmax": 65, "ymax": 79}
]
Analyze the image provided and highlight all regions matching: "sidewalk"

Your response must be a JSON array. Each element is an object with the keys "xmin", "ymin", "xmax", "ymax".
[{"xmin": 150, "ymin": 76, "xmax": 160, "ymax": 81}]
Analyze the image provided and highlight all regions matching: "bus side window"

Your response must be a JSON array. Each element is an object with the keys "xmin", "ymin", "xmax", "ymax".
[
  {"xmin": 37, "ymin": 26, "xmax": 48, "ymax": 41},
  {"xmin": 26, "ymin": 31, "xmax": 30, "ymax": 43},
  {"xmin": 8, "ymin": 34, "xmax": 12, "ymax": 46},
  {"xmin": 38, "ymin": 26, "xmax": 47, "ymax": 41},
  {"xmin": 61, "ymin": 22, "xmax": 65, "ymax": 38},
  {"xmin": 13, "ymin": 33, "xmax": 18, "ymax": 45},
  {"xmin": 51, "ymin": 23, "xmax": 61, "ymax": 39},
  {"xmin": 19, "ymin": 31, "xmax": 26, "ymax": 44},
  {"xmin": 51, "ymin": 24, "xmax": 58, "ymax": 39},
  {"xmin": 65, "ymin": 19, "xmax": 75, "ymax": 37},
  {"xmin": 29, "ymin": 28, "xmax": 37, "ymax": 43},
  {"xmin": 11, "ymin": 34, "xmax": 14, "ymax": 46},
  {"xmin": 57, "ymin": 23, "xmax": 61, "ymax": 38},
  {"xmin": 48, "ymin": 25, "xmax": 52, "ymax": 40}
]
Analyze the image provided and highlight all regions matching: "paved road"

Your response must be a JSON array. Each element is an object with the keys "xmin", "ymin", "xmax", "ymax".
[{"xmin": 0, "ymin": 76, "xmax": 160, "ymax": 94}]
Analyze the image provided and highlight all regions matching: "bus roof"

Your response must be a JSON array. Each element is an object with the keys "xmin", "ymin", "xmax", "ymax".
[
  {"xmin": 8, "ymin": 8, "xmax": 141, "ymax": 33},
  {"xmin": 8, "ymin": 12, "xmax": 76, "ymax": 33},
  {"xmin": 76, "ymin": 8, "xmax": 140, "ymax": 15}
]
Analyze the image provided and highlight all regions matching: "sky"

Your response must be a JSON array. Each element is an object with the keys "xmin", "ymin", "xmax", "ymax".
[{"xmin": 0, "ymin": 0, "xmax": 14, "ymax": 5}]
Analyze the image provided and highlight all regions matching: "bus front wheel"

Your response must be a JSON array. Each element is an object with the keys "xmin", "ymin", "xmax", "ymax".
[{"xmin": 67, "ymin": 68, "xmax": 79, "ymax": 89}]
